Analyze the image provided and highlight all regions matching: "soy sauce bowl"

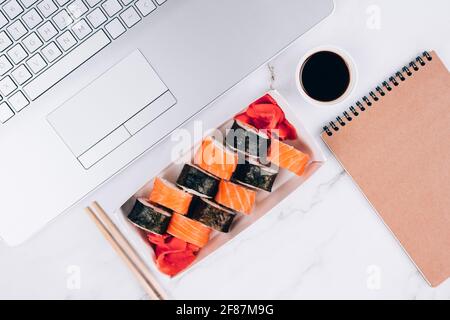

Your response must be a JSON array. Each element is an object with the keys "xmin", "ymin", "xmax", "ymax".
[{"xmin": 295, "ymin": 46, "xmax": 357, "ymax": 106}]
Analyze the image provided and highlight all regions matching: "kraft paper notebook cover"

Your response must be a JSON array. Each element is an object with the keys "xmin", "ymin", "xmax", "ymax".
[{"xmin": 321, "ymin": 51, "xmax": 450, "ymax": 287}]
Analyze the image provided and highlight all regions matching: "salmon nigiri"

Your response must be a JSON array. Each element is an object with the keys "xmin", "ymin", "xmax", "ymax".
[
  {"xmin": 215, "ymin": 180, "xmax": 256, "ymax": 215},
  {"xmin": 268, "ymin": 139, "xmax": 310, "ymax": 176}
]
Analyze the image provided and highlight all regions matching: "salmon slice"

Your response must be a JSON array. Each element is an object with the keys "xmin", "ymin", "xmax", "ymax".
[
  {"xmin": 215, "ymin": 180, "xmax": 256, "ymax": 215},
  {"xmin": 167, "ymin": 213, "xmax": 212, "ymax": 248},
  {"xmin": 194, "ymin": 137, "xmax": 238, "ymax": 180},
  {"xmin": 149, "ymin": 177, "xmax": 193, "ymax": 215},
  {"xmin": 268, "ymin": 139, "xmax": 310, "ymax": 176}
]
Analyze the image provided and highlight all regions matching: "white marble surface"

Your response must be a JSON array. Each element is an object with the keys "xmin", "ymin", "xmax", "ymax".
[{"xmin": 1, "ymin": 0, "xmax": 449, "ymax": 299}]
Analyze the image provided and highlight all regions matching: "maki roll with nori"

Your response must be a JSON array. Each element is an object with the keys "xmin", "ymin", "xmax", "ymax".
[
  {"xmin": 189, "ymin": 198, "xmax": 236, "ymax": 233},
  {"xmin": 176, "ymin": 164, "xmax": 219, "ymax": 198},
  {"xmin": 225, "ymin": 120, "xmax": 270, "ymax": 159},
  {"xmin": 232, "ymin": 160, "xmax": 278, "ymax": 192},
  {"xmin": 149, "ymin": 177, "xmax": 193, "ymax": 215},
  {"xmin": 127, "ymin": 198, "xmax": 172, "ymax": 235}
]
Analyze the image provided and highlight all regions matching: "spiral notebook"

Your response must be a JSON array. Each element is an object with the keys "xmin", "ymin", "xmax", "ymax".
[{"xmin": 322, "ymin": 51, "xmax": 450, "ymax": 287}]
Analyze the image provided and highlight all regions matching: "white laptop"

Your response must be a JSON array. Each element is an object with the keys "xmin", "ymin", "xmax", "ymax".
[{"xmin": 0, "ymin": 0, "xmax": 333, "ymax": 245}]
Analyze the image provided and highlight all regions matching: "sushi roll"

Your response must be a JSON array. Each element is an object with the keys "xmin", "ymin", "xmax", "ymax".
[
  {"xmin": 176, "ymin": 164, "xmax": 220, "ymax": 198},
  {"xmin": 215, "ymin": 180, "xmax": 256, "ymax": 215},
  {"xmin": 268, "ymin": 139, "xmax": 310, "ymax": 176},
  {"xmin": 128, "ymin": 198, "xmax": 172, "ymax": 235},
  {"xmin": 225, "ymin": 120, "xmax": 270, "ymax": 159},
  {"xmin": 189, "ymin": 198, "xmax": 236, "ymax": 233},
  {"xmin": 167, "ymin": 213, "xmax": 212, "ymax": 248},
  {"xmin": 232, "ymin": 160, "xmax": 278, "ymax": 192},
  {"xmin": 149, "ymin": 177, "xmax": 193, "ymax": 215},
  {"xmin": 194, "ymin": 137, "xmax": 238, "ymax": 180}
]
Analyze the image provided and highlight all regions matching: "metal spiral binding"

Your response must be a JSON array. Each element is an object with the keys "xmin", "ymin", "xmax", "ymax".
[{"xmin": 323, "ymin": 51, "xmax": 432, "ymax": 136}]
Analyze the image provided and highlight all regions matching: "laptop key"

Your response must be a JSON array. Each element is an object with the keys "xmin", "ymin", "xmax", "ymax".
[
  {"xmin": 22, "ymin": 8, "xmax": 44, "ymax": 29},
  {"xmin": 0, "ymin": 32, "xmax": 13, "ymax": 52},
  {"xmin": 0, "ymin": 102, "xmax": 14, "ymax": 123},
  {"xmin": 87, "ymin": 7, "xmax": 107, "ymax": 28},
  {"xmin": 0, "ymin": 76, "xmax": 17, "ymax": 96},
  {"xmin": 22, "ymin": 32, "xmax": 44, "ymax": 53},
  {"xmin": 7, "ymin": 20, "xmax": 28, "ymax": 41},
  {"xmin": 56, "ymin": 31, "xmax": 77, "ymax": 51},
  {"xmin": 3, "ymin": 0, "xmax": 24, "ymax": 20},
  {"xmin": 120, "ymin": 7, "xmax": 141, "ymax": 28},
  {"xmin": 68, "ymin": 0, "xmax": 89, "ymax": 19},
  {"xmin": 9, "ymin": 90, "xmax": 29, "ymax": 112},
  {"xmin": 11, "ymin": 65, "xmax": 32, "ymax": 84},
  {"xmin": 105, "ymin": 18, "xmax": 125, "ymax": 39},
  {"xmin": 53, "ymin": 9, "xmax": 74, "ymax": 30},
  {"xmin": 0, "ymin": 55, "xmax": 13, "ymax": 76},
  {"xmin": 136, "ymin": 0, "xmax": 156, "ymax": 17},
  {"xmin": 72, "ymin": 19, "xmax": 92, "ymax": 40},
  {"xmin": 7, "ymin": 43, "xmax": 28, "ymax": 64},
  {"xmin": 23, "ymin": 30, "xmax": 111, "ymax": 100},
  {"xmin": 102, "ymin": 0, "xmax": 122, "ymax": 17},
  {"xmin": 37, "ymin": 0, "xmax": 58, "ymax": 18},
  {"xmin": 0, "ymin": 11, "xmax": 8, "ymax": 28},
  {"xmin": 37, "ymin": 21, "xmax": 58, "ymax": 41},
  {"xmin": 26, "ymin": 53, "xmax": 47, "ymax": 74},
  {"xmin": 41, "ymin": 42, "xmax": 61, "ymax": 62}
]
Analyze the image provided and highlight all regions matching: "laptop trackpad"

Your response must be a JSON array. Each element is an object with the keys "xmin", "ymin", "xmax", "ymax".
[{"xmin": 47, "ymin": 50, "xmax": 176, "ymax": 169}]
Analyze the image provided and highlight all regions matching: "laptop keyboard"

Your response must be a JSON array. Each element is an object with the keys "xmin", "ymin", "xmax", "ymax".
[{"xmin": 0, "ymin": 0, "xmax": 167, "ymax": 124}]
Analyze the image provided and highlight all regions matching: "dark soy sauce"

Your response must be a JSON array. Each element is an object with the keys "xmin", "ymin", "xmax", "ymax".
[{"xmin": 300, "ymin": 51, "xmax": 351, "ymax": 102}]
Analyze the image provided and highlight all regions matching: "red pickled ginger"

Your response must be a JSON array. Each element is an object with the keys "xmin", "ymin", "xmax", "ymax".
[
  {"xmin": 147, "ymin": 233, "xmax": 200, "ymax": 277},
  {"xmin": 234, "ymin": 93, "xmax": 297, "ymax": 140}
]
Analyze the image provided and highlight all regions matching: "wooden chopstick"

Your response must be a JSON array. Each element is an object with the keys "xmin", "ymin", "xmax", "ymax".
[{"xmin": 86, "ymin": 202, "xmax": 167, "ymax": 300}]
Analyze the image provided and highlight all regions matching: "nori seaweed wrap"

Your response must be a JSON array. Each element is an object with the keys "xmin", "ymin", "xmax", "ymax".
[
  {"xmin": 189, "ymin": 198, "xmax": 236, "ymax": 233},
  {"xmin": 176, "ymin": 164, "xmax": 219, "ymax": 198},
  {"xmin": 127, "ymin": 198, "xmax": 172, "ymax": 235},
  {"xmin": 225, "ymin": 120, "xmax": 270, "ymax": 159},
  {"xmin": 232, "ymin": 160, "xmax": 278, "ymax": 192}
]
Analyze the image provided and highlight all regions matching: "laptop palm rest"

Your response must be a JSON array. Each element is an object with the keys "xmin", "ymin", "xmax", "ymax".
[{"xmin": 47, "ymin": 50, "xmax": 176, "ymax": 169}]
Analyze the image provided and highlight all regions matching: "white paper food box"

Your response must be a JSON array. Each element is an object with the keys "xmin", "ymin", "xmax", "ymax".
[{"xmin": 110, "ymin": 90, "xmax": 326, "ymax": 297}]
